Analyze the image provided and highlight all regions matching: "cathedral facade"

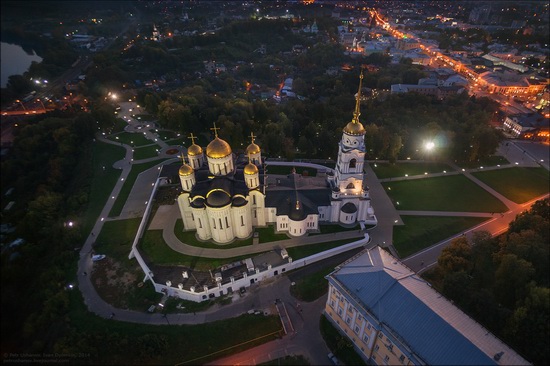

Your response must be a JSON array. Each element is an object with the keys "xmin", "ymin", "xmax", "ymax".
[{"xmin": 176, "ymin": 71, "xmax": 376, "ymax": 244}]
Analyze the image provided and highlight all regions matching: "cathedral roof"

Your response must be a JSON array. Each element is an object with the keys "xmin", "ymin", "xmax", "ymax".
[
  {"xmin": 178, "ymin": 163, "xmax": 194, "ymax": 176},
  {"xmin": 206, "ymin": 137, "xmax": 232, "ymax": 159},
  {"xmin": 187, "ymin": 143, "xmax": 203, "ymax": 156},
  {"xmin": 244, "ymin": 162, "xmax": 259, "ymax": 175},
  {"xmin": 246, "ymin": 142, "xmax": 261, "ymax": 155},
  {"xmin": 343, "ymin": 120, "xmax": 366, "ymax": 136}
]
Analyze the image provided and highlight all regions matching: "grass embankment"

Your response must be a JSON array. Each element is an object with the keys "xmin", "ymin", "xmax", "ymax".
[
  {"xmin": 393, "ymin": 216, "xmax": 489, "ymax": 258},
  {"xmin": 370, "ymin": 162, "xmax": 454, "ymax": 179},
  {"xmin": 382, "ymin": 175, "xmax": 508, "ymax": 212},
  {"xmin": 472, "ymin": 167, "xmax": 549, "ymax": 204}
]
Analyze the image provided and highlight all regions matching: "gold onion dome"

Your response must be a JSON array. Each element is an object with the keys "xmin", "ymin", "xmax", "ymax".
[
  {"xmin": 246, "ymin": 142, "xmax": 261, "ymax": 155},
  {"xmin": 206, "ymin": 137, "xmax": 232, "ymax": 158},
  {"xmin": 179, "ymin": 164, "xmax": 194, "ymax": 176},
  {"xmin": 244, "ymin": 162, "xmax": 259, "ymax": 175},
  {"xmin": 343, "ymin": 120, "xmax": 366, "ymax": 136},
  {"xmin": 187, "ymin": 143, "xmax": 203, "ymax": 156}
]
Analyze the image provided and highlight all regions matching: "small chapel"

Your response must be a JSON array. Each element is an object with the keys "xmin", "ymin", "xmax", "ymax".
[{"xmin": 176, "ymin": 71, "xmax": 377, "ymax": 244}]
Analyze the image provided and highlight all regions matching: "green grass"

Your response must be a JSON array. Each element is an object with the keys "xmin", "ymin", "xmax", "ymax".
[
  {"xmin": 472, "ymin": 167, "xmax": 549, "ymax": 203},
  {"xmin": 393, "ymin": 216, "xmax": 489, "ymax": 258},
  {"xmin": 290, "ymin": 266, "xmax": 334, "ymax": 302},
  {"xmin": 455, "ymin": 155, "xmax": 510, "ymax": 169},
  {"xmin": 108, "ymin": 159, "xmax": 168, "ymax": 217},
  {"xmin": 81, "ymin": 141, "xmax": 126, "ymax": 234},
  {"xmin": 370, "ymin": 162, "xmax": 455, "ymax": 179},
  {"xmin": 66, "ymin": 290, "xmax": 283, "ymax": 365},
  {"xmin": 155, "ymin": 130, "xmax": 178, "ymax": 141},
  {"xmin": 382, "ymin": 175, "xmax": 508, "ymax": 212},
  {"xmin": 257, "ymin": 226, "xmax": 289, "ymax": 243},
  {"xmin": 95, "ymin": 218, "xmax": 142, "ymax": 257},
  {"xmin": 265, "ymin": 165, "xmax": 317, "ymax": 176},
  {"xmin": 140, "ymin": 230, "xmax": 259, "ymax": 270},
  {"xmin": 133, "ymin": 144, "xmax": 163, "ymax": 160},
  {"xmin": 108, "ymin": 131, "xmax": 154, "ymax": 146},
  {"xmin": 320, "ymin": 315, "xmax": 367, "ymax": 366}
]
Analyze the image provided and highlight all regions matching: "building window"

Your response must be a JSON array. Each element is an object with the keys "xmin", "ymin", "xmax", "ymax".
[
  {"xmin": 253, "ymin": 195, "xmax": 256, "ymax": 205},
  {"xmin": 362, "ymin": 334, "xmax": 369, "ymax": 344},
  {"xmin": 346, "ymin": 317, "xmax": 351, "ymax": 325},
  {"xmin": 349, "ymin": 158, "xmax": 357, "ymax": 169},
  {"xmin": 337, "ymin": 308, "xmax": 343, "ymax": 317},
  {"xmin": 330, "ymin": 300, "xmax": 335, "ymax": 309},
  {"xmin": 212, "ymin": 219, "xmax": 216, "ymax": 229},
  {"xmin": 198, "ymin": 218, "xmax": 202, "ymax": 229},
  {"xmin": 378, "ymin": 333, "xmax": 383, "ymax": 339},
  {"xmin": 384, "ymin": 355, "xmax": 389, "ymax": 364},
  {"xmin": 399, "ymin": 355, "xmax": 405, "ymax": 364},
  {"xmin": 346, "ymin": 183, "xmax": 355, "ymax": 189},
  {"xmin": 219, "ymin": 218, "xmax": 223, "ymax": 229},
  {"xmin": 225, "ymin": 216, "xmax": 229, "ymax": 228},
  {"xmin": 374, "ymin": 345, "xmax": 379, "ymax": 352},
  {"xmin": 241, "ymin": 216, "xmax": 244, "ymax": 226},
  {"xmin": 367, "ymin": 323, "xmax": 372, "ymax": 330},
  {"xmin": 354, "ymin": 325, "xmax": 360, "ymax": 334}
]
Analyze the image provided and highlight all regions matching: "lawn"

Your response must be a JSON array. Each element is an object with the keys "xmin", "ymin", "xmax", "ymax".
[
  {"xmin": 140, "ymin": 230, "xmax": 257, "ymax": 270},
  {"xmin": 94, "ymin": 218, "xmax": 142, "ymax": 257},
  {"xmin": 133, "ymin": 144, "xmax": 163, "ymax": 160},
  {"xmin": 67, "ymin": 289, "xmax": 282, "ymax": 365},
  {"xmin": 108, "ymin": 159, "xmax": 168, "ymax": 217},
  {"xmin": 81, "ymin": 141, "xmax": 126, "ymax": 234},
  {"xmin": 132, "ymin": 113, "xmax": 156, "ymax": 121},
  {"xmin": 370, "ymin": 162, "xmax": 455, "ymax": 179},
  {"xmin": 472, "ymin": 167, "xmax": 549, "ymax": 203},
  {"xmin": 455, "ymin": 155, "xmax": 510, "ymax": 169},
  {"xmin": 154, "ymin": 129, "xmax": 178, "ymax": 141},
  {"xmin": 382, "ymin": 175, "xmax": 508, "ymax": 212},
  {"xmin": 393, "ymin": 216, "xmax": 489, "ymax": 258},
  {"xmin": 108, "ymin": 131, "xmax": 154, "ymax": 146},
  {"xmin": 289, "ymin": 266, "xmax": 334, "ymax": 302}
]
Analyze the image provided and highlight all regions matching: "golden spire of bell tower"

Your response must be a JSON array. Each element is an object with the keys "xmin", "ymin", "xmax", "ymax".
[
  {"xmin": 249, "ymin": 132, "xmax": 256, "ymax": 144},
  {"xmin": 352, "ymin": 67, "xmax": 364, "ymax": 124}
]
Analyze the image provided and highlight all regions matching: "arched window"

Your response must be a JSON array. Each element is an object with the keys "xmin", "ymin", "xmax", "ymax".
[
  {"xmin": 349, "ymin": 159, "xmax": 357, "ymax": 169},
  {"xmin": 346, "ymin": 183, "xmax": 355, "ymax": 189}
]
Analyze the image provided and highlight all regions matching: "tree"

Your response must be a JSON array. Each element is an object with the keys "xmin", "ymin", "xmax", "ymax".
[
  {"xmin": 438, "ymin": 237, "xmax": 472, "ymax": 274},
  {"xmin": 494, "ymin": 254, "xmax": 535, "ymax": 308}
]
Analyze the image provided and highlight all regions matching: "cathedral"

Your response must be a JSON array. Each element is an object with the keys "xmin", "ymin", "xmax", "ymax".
[{"xmin": 176, "ymin": 71, "xmax": 377, "ymax": 244}]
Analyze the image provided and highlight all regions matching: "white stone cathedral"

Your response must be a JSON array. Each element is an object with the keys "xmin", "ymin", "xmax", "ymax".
[{"xmin": 176, "ymin": 71, "xmax": 376, "ymax": 244}]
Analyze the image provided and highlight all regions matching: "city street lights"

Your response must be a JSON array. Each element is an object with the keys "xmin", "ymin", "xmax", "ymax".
[
  {"xmin": 36, "ymin": 98, "xmax": 46, "ymax": 111},
  {"xmin": 15, "ymin": 100, "xmax": 26, "ymax": 110}
]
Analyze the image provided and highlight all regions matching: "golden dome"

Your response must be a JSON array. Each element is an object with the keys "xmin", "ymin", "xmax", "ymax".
[
  {"xmin": 244, "ymin": 162, "xmax": 258, "ymax": 175},
  {"xmin": 179, "ymin": 164, "xmax": 194, "ymax": 176},
  {"xmin": 206, "ymin": 137, "xmax": 232, "ymax": 159},
  {"xmin": 187, "ymin": 143, "xmax": 203, "ymax": 156},
  {"xmin": 246, "ymin": 142, "xmax": 261, "ymax": 155},
  {"xmin": 343, "ymin": 121, "xmax": 366, "ymax": 136}
]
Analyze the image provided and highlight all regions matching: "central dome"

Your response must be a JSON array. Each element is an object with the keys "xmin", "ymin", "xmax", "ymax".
[
  {"xmin": 206, "ymin": 137, "xmax": 232, "ymax": 159},
  {"xmin": 343, "ymin": 121, "xmax": 366, "ymax": 136}
]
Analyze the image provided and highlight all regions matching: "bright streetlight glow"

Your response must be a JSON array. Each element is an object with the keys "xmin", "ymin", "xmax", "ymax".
[{"xmin": 425, "ymin": 141, "xmax": 435, "ymax": 150}]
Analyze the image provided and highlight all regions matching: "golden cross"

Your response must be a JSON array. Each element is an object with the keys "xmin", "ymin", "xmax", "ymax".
[
  {"xmin": 188, "ymin": 133, "xmax": 197, "ymax": 145},
  {"xmin": 210, "ymin": 123, "xmax": 220, "ymax": 137},
  {"xmin": 249, "ymin": 132, "xmax": 256, "ymax": 144}
]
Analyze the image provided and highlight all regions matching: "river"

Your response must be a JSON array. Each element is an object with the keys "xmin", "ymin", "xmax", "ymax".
[{"xmin": 1, "ymin": 42, "xmax": 42, "ymax": 88}]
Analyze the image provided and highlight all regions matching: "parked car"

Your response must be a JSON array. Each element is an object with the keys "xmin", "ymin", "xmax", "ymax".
[
  {"xmin": 327, "ymin": 352, "xmax": 339, "ymax": 365},
  {"xmin": 92, "ymin": 254, "xmax": 106, "ymax": 262}
]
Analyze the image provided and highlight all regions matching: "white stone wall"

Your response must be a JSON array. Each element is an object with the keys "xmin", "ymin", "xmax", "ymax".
[
  {"xmin": 207, "ymin": 155, "xmax": 234, "ymax": 176},
  {"xmin": 206, "ymin": 205, "xmax": 234, "ymax": 243}
]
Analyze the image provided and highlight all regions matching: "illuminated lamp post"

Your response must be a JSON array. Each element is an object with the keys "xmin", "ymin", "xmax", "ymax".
[{"xmin": 15, "ymin": 100, "xmax": 26, "ymax": 111}]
